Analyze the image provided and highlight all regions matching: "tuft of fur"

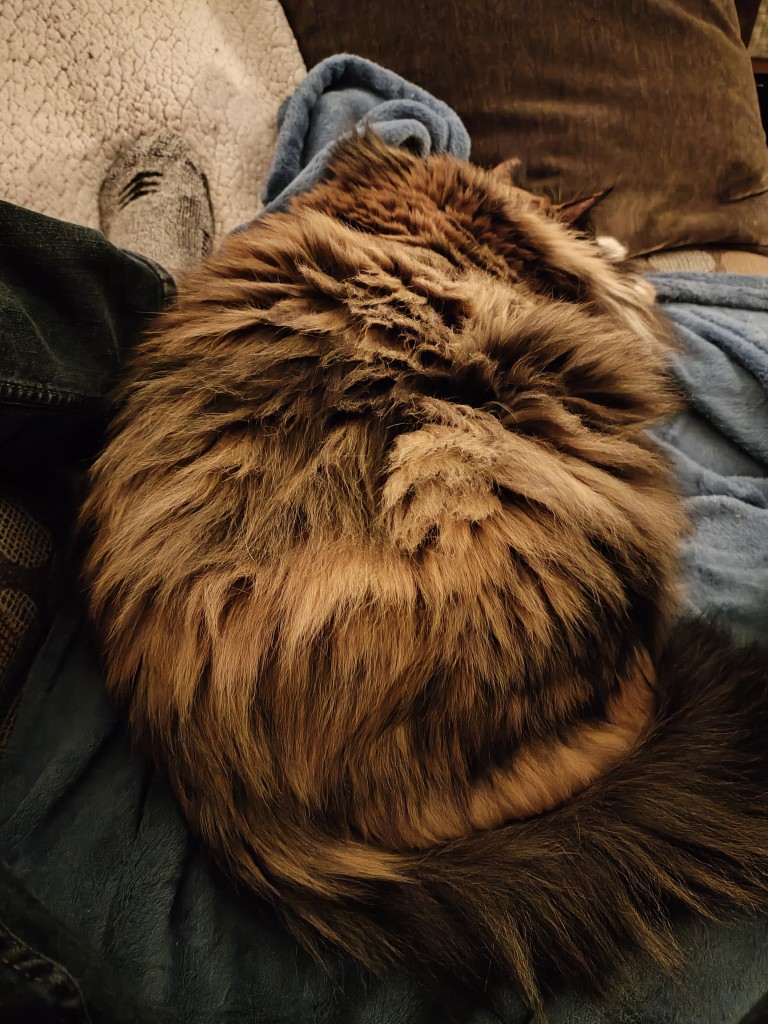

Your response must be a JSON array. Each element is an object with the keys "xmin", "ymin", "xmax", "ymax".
[{"xmin": 80, "ymin": 136, "xmax": 768, "ymax": 1013}]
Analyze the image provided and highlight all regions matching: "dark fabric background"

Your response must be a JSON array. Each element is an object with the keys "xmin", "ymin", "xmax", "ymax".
[{"xmin": 278, "ymin": 0, "xmax": 768, "ymax": 257}]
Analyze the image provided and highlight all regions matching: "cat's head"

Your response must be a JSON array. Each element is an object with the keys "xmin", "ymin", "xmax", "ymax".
[{"xmin": 289, "ymin": 133, "xmax": 659, "ymax": 331}]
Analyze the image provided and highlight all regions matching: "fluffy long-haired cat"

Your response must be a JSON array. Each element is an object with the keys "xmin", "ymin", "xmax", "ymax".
[{"xmin": 81, "ymin": 136, "xmax": 768, "ymax": 1013}]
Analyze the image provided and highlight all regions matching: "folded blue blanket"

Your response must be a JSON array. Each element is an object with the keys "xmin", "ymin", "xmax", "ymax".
[
  {"xmin": 238, "ymin": 53, "xmax": 470, "ymax": 227},
  {"xmin": 650, "ymin": 273, "xmax": 768, "ymax": 645}
]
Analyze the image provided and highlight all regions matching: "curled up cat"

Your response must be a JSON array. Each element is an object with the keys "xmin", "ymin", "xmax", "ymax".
[{"xmin": 81, "ymin": 136, "xmax": 768, "ymax": 1014}]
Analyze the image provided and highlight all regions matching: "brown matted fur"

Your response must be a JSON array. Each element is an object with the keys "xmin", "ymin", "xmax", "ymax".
[{"xmin": 81, "ymin": 136, "xmax": 768, "ymax": 1013}]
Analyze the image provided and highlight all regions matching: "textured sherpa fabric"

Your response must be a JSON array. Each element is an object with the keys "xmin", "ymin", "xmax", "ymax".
[
  {"xmin": 0, "ymin": 0, "xmax": 306, "ymax": 239},
  {"xmin": 257, "ymin": 54, "xmax": 471, "ymax": 216}
]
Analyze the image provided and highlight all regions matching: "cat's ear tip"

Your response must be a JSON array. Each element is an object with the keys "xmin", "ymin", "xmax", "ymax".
[
  {"xmin": 551, "ymin": 187, "xmax": 613, "ymax": 229},
  {"xmin": 491, "ymin": 157, "xmax": 524, "ymax": 184}
]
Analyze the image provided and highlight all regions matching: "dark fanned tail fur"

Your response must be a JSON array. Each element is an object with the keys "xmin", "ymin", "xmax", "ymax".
[
  {"xmin": 81, "ymin": 136, "xmax": 768, "ymax": 1014},
  {"xmin": 267, "ymin": 621, "xmax": 768, "ymax": 1011}
]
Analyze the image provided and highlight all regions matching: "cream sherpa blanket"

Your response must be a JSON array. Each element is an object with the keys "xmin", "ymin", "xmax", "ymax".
[{"xmin": 1, "ymin": 0, "xmax": 305, "ymax": 239}]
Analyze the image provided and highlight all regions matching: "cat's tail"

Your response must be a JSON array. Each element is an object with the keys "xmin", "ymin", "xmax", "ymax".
[{"xmin": 193, "ymin": 620, "xmax": 768, "ymax": 1015}]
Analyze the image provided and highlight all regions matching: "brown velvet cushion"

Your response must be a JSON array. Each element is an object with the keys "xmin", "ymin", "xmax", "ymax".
[{"xmin": 279, "ymin": 0, "xmax": 768, "ymax": 256}]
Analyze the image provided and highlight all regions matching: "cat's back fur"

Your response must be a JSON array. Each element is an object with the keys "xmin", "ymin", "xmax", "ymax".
[{"xmin": 81, "ymin": 137, "xmax": 768, "ymax": 1013}]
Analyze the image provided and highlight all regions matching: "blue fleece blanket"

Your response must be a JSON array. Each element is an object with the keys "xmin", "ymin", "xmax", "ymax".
[
  {"xmin": 236, "ymin": 53, "xmax": 470, "ymax": 228},
  {"xmin": 649, "ymin": 273, "xmax": 768, "ymax": 645}
]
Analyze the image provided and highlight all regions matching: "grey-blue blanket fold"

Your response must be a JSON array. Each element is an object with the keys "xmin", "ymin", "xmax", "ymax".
[
  {"xmin": 649, "ymin": 272, "xmax": 768, "ymax": 645},
  {"xmin": 249, "ymin": 53, "xmax": 470, "ymax": 221}
]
